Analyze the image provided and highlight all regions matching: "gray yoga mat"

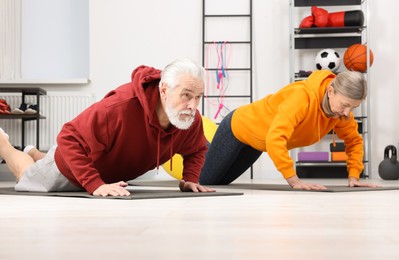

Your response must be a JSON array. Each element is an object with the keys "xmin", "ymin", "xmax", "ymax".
[
  {"xmin": 128, "ymin": 180, "xmax": 399, "ymax": 192},
  {"xmin": 0, "ymin": 187, "xmax": 243, "ymax": 200}
]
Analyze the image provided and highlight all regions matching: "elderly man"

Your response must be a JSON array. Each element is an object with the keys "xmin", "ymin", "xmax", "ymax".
[{"xmin": 0, "ymin": 58, "xmax": 214, "ymax": 196}]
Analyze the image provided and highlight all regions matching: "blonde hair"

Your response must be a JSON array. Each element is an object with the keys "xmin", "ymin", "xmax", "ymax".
[{"xmin": 322, "ymin": 71, "xmax": 367, "ymax": 117}]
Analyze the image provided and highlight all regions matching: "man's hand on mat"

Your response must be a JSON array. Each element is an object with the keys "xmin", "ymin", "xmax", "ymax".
[
  {"xmin": 179, "ymin": 180, "xmax": 216, "ymax": 192},
  {"xmin": 286, "ymin": 175, "xmax": 327, "ymax": 190},
  {"xmin": 93, "ymin": 181, "xmax": 131, "ymax": 197},
  {"xmin": 348, "ymin": 177, "xmax": 382, "ymax": 188}
]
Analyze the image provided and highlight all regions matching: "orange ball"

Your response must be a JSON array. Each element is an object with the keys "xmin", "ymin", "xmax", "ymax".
[{"xmin": 344, "ymin": 44, "xmax": 374, "ymax": 72}]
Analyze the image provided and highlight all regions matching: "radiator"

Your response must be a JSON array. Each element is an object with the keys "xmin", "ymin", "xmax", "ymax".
[{"xmin": 0, "ymin": 92, "xmax": 96, "ymax": 150}]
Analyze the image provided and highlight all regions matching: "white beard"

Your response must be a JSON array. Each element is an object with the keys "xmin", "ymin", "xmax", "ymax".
[{"xmin": 165, "ymin": 105, "xmax": 196, "ymax": 130}]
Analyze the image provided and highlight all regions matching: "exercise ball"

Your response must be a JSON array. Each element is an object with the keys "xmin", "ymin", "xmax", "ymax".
[
  {"xmin": 162, "ymin": 116, "xmax": 218, "ymax": 180},
  {"xmin": 201, "ymin": 115, "xmax": 218, "ymax": 142},
  {"xmin": 343, "ymin": 44, "xmax": 374, "ymax": 72}
]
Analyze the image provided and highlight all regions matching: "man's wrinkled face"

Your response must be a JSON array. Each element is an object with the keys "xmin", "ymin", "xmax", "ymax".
[{"xmin": 164, "ymin": 75, "xmax": 204, "ymax": 129}]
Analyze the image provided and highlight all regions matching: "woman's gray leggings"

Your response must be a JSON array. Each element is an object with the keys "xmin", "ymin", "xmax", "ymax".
[{"xmin": 199, "ymin": 110, "xmax": 262, "ymax": 185}]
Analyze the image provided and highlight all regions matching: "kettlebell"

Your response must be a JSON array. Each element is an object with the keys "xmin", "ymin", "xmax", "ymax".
[{"xmin": 378, "ymin": 145, "xmax": 399, "ymax": 180}]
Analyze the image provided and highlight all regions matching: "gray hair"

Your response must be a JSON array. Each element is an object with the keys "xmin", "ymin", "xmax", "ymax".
[
  {"xmin": 322, "ymin": 71, "xmax": 367, "ymax": 117},
  {"xmin": 159, "ymin": 58, "xmax": 205, "ymax": 89},
  {"xmin": 331, "ymin": 71, "xmax": 367, "ymax": 100}
]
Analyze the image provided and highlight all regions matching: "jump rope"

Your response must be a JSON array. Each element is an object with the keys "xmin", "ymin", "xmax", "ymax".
[{"xmin": 204, "ymin": 41, "xmax": 233, "ymax": 120}]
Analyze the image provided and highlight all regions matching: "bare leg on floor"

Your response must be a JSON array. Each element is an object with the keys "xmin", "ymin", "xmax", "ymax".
[{"xmin": 0, "ymin": 130, "xmax": 35, "ymax": 181}]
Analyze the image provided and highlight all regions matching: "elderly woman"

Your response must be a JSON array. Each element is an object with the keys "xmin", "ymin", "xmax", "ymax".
[{"xmin": 200, "ymin": 70, "xmax": 379, "ymax": 190}]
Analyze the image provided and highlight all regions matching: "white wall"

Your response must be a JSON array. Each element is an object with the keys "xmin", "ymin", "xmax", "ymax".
[
  {"xmin": 23, "ymin": 0, "xmax": 399, "ymax": 180},
  {"xmin": 89, "ymin": 0, "xmax": 204, "ymax": 99},
  {"xmin": 21, "ymin": 0, "xmax": 89, "ymax": 79},
  {"xmin": 368, "ymin": 0, "xmax": 399, "ymax": 178}
]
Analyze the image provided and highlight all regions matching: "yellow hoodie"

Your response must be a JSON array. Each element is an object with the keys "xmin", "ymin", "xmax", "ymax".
[{"xmin": 231, "ymin": 70, "xmax": 364, "ymax": 179}]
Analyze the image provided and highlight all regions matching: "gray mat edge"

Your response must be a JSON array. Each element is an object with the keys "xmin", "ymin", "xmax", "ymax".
[
  {"xmin": 127, "ymin": 180, "xmax": 399, "ymax": 192},
  {"xmin": 0, "ymin": 187, "xmax": 243, "ymax": 200}
]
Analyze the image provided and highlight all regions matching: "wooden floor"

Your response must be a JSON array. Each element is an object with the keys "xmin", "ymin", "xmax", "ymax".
[{"xmin": 0, "ymin": 177, "xmax": 398, "ymax": 260}]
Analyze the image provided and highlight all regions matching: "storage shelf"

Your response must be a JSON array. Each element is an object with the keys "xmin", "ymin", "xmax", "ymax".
[
  {"xmin": 0, "ymin": 87, "xmax": 46, "ymax": 149},
  {"xmin": 294, "ymin": 0, "xmax": 361, "ymax": 7},
  {"xmin": 296, "ymin": 160, "xmax": 368, "ymax": 166},
  {"xmin": 296, "ymin": 162, "xmax": 366, "ymax": 179},
  {"xmin": 0, "ymin": 87, "xmax": 47, "ymax": 95},
  {"xmin": 294, "ymin": 36, "xmax": 361, "ymax": 49},
  {"xmin": 295, "ymin": 26, "xmax": 365, "ymax": 35},
  {"xmin": 0, "ymin": 114, "xmax": 46, "ymax": 120},
  {"xmin": 297, "ymin": 165, "xmax": 363, "ymax": 178},
  {"xmin": 297, "ymin": 161, "xmax": 346, "ymax": 166}
]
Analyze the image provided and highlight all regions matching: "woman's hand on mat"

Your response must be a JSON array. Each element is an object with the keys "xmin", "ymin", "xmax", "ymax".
[
  {"xmin": 348, "ymin": 177, "xmax": 382, "ymax": 188},
  {"xmin": 286, "ymin": 175, "xmax": 327, "ymax": 190},
  {"xmin": 93, "ymin": 181, "xmax": 131, "ymax": 197},
  {"xmin": 179, "ymin": 180, "xmax": 216, "ymax": 192}
]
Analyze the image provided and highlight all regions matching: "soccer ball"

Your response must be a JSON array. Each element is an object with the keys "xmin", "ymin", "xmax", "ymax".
[{"xmin": 314, "ymin": 49, "xmax": 341, "ymax": 72}]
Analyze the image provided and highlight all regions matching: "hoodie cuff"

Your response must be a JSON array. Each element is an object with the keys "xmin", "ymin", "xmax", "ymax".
[
  {"xmin": 282, "ymin": 168, "xmax": 297, "ymax": 179},
  {"xmin": 182, "ymin": 172, "xmax": 199, "ymax": 184},
  {"xmin": 84, "ymin": 178, "xmax": 106, "ymax": 195},
  {"xmin": 348, "ymin": 170, "xmax": 361, "ymax": 180}
]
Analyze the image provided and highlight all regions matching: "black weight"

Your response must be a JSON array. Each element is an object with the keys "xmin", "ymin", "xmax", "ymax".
[
  {"xmin": 378, "ymin": 145, "xmax": 399, "ymax": 180},
  {"xmin": 384, "ymin": 145, "xmax": 397, "ymax": 160}
]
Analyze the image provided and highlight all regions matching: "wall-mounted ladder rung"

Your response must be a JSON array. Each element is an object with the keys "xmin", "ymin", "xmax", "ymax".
[
  {"xmin": 204, "ymin": 14, "xmax": 251, "ymax": 18},
  {"xmin": 201, "ymin": 0, "xmax": 254, "ymax": 178}
]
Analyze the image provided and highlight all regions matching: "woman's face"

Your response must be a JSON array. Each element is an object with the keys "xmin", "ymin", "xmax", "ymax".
[{"xmin": 327, "ymin": 85, "xmax": 363, "ymax": 118}]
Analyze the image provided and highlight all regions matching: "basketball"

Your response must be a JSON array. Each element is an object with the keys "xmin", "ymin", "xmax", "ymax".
[{"xmin": 343, "ymin": 44, "xmax": 374, "ymax": 72}]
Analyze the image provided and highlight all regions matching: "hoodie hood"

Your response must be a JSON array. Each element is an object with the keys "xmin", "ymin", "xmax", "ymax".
[
  {"xmin": 130, "ymin": 65, "xmax": 162, "ymax": 124},
  {"xmin": 103, "ymin": 65, "xmax": 162, "ymax": 126},
  {"xmin": 305, "ymin": 70, "xmax": 337, "ymax": 143},
  {"xmin": 305, "ymin": 69, "xmax": 336, "ymax": 115}
]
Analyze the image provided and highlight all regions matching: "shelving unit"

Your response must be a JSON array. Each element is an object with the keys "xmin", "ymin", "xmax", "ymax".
[
  {"xmin": 0, "ymin": 87, "xmax": 46, "ymax": 150},
  {"xmin": 289, "ymin": 0, "xmax": 371, "ymax": 178}
]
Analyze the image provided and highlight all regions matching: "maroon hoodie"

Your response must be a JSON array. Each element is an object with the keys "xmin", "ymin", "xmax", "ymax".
[{"xmin": 54, "ymin": 65, "xmax": 208, "ymax": 194}]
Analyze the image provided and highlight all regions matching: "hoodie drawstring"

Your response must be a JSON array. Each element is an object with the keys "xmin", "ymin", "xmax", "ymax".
[
  {"xmin": 169, "ymin": 134, "xmax": 174, "ymax": 171},
  {"xmin": 156, "ymin": 130, "xmax": 174, "ymax": 174},
  {"xmin": 332, "ymin": 128, "xmax": 336, "ymax": 148},
  {"xmin": 317, "ymin": 116, "xmax": 321, "ymax": 142},
  {"xmin": 319, "ymin": 114, "xmax": 337, "ymax": 147},
  {"xmin": 157, "ymin": 130, "xmax": 161, "ymax": 174}
]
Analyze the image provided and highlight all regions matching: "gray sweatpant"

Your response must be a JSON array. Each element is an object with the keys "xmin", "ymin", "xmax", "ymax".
[{"xmin": 15, "ymin": 146, "xmax": 82, "ymax": 192}]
